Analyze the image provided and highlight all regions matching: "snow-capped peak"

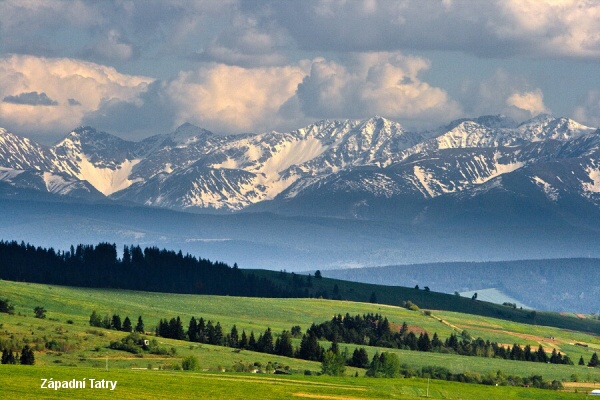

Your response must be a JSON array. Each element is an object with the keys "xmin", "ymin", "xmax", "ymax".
[{"xmin": 168, "ymin": 123, "xmax": 213, "ymax": 146}]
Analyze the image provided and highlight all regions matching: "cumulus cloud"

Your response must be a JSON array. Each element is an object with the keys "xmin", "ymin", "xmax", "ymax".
[
  {"xmin": 0, "ymin": 55, "xmax": 152, "ymax": 141},
  {"xmin": 3, "ymin": 92, "xmax": 58, "ymax": 106},
  {"xmin": 0, "ymin": 51, "xmax": 467, "ymax": 139},
  {"xmin": 460, "ymin": 70, "xmax": 550, "ymax": 122},
  {"xmin": 506, "ymin": 89, "xmax": 549, "ymax": 118},
  {"xmin": 144, "ymin": 53, "xmax": 462, "ymax": 135},
  {"xmin": 295, "ymin": 53, "xmax": 462, "ymax": 127},
  {"xmin": 261, "ymin": 0, "xmax": 600, "ymax": 59},
  {"xmin": 163, "ymin": 63, "xmax": 309, "ymax": 134}
]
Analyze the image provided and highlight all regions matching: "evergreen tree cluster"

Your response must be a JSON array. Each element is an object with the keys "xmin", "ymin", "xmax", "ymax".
[
  {"xmin": 148, "ymin": 314, "xmax": 340, "ymax": 365},
  {"xmin": 89, "ymin": 311, "xmax": 138, "ymax": 333},
  {"xmin": 1, "ymin": 344, "xmax": 34, "ymax": 365},
  {"xmin": 307, "ymin": 313, "xmax": 574, "ymax": 366},
  {"xmin": 0, "ymin": 241, "xmax": 295, "ymax": 298}
]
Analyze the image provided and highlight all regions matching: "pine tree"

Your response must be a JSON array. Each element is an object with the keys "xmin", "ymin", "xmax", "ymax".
[
  {"xmin": 579, "ymin": 356, "xmax": 585, "ymax": 365},
  {"xmin": 417, "ymin": 332, "xmax": 432, "ymax": 352},
  {"xmin": 206, "ymin": 321, "xmax": 215, "ymax": 344},
  {"xmin": 431, "ymin": 332, "xmax": 442, "ymax": 349},
  {"xmin": 89, "ymin": 311, "xmax": 102, "ymax": 327},
  {"xmin": 122, "ymin": 316, "xmax": 132, "ymax": 332},
  {"xmin": 351, "ymin": 348, "xmax": 369, "ymax": 368},
  {"xmin": 135, "ymin": 316, "xmax": 144, "ymax": 333},
  {"xmin": 274, "ymin": 330, "xmax": 294, "ymax": 357},
  {"xmin": 213, "ymin": 322, "xmax": 224, "ymax": 346},
  {"xmin": 536, "ymin": 345, "xmax": 548, "ymax": 363},
  {"xmin": 589, "ymin": 352, "xmax": 599, "ymax": 367},
  {"xmin": 197, "ymin": 318, "xmax": 206, "ymax": 343},
  {"xmin": 20, "ymin": 345, "xmax": 34, "ymax": 365},
  {"xmin": 248, "ymin": 331, "xmax": 256, "ymax": 351},
  {"xmin": 298, "ymin": 332, "xmax": 323, "ymax": 361},
  {"xmin": 229, "ymin": 325, "xmax": 239, "ymax": 348},
  {"xmin": 188, "ymin": 317, "xmax": 198, "ymax": 342},
  {"xmin": 111, "ymin": 315, "xmax": 122, "ymax": 331},
  {"xmin": 239, "ymin": 330, "xmax": 248, "ymax": 349},
  {"xmin": 399, "ymin": 322, "xmax": 408, "ymax": 336},
  {"xmin": 1, "ymin": 349, "xmax": 11, "ymax": 364},
  {"xmin": 550, "ymin": 348, "xmax": 558, "ymax": 364},
  {"xmin": 173, "ymin": 317, "xmax": 185, "ymax": 340}
]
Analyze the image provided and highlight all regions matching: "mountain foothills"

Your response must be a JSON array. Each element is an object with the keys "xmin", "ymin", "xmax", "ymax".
[{"xmin": 1, "ymin": 114, "xmax": 599, "ymax": 220}]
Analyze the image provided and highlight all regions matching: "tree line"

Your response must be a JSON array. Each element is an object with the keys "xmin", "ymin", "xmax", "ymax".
[
  {"xmin": 0, "ymin": 241, "xmax": 306, "ymax": 298},
  {"xmin": 306, "ymin": 313, "xmax": 575, "ymax": 366},
  {"xmin": 89, "ymin": 311, "xmax": 144, "ymax": 333},
  {"xmin": 117, "ymin": 310, "xmax": 596, "ymax": 371}
]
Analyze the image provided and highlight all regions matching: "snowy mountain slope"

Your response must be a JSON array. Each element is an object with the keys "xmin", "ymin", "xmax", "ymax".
[
  {"xmin": 0, "ymin": 167, "xmax": 104, "ymax": 200},
  {"xmin": 0, "ymin": 115, "xmax": 598, "ymax": 216}
]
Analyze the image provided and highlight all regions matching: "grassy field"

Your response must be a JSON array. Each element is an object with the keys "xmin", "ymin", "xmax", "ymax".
[
  {"xmin": 0, "ymin": 365, "xmax": 592, "ymax": 400},
  {"xmin": 2, "ymin": 280, "xmax": 600, "ymax": 398},
  {"xmin": 250, "ymin": 269, "xmax": 600, "ymax": 335}
]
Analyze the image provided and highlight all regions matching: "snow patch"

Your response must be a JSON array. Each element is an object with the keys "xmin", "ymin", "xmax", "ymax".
[
  {"xmin": 532, "ymin": 176, "xmax": 559, "ymax": 201},
  {"xmin": 472, "ymin": 153, "xmax": 524, "ymax": 184},
  {"xmin": 582, "ymin": 167, "xmax": 600, "ymax": 193},
  {"xmin": 413, "ymin": 166, "xmax": 436, "ymax": 198},
  {"xmin": 43, "ymin": 172, "xmax": 73, "ymax": 195},
  {"xmin": 77, "ymin": 156, "xmax": 142, "ymax": 195},
  {"xmin": 0, "ymin": 167, "xmax": 24, "ymax": 181}
]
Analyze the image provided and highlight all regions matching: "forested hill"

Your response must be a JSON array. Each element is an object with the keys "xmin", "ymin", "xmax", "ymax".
[
  {"xmin": 0, "ymin": 241, "xmax": 293, "ymax": 297},
  {"xmin": 322, "ymin": 259, "xmax": 600, "ymax": 314},
  {"xmin": 3, "ymin": 240, "xmax": 600, "ymax": 335}
]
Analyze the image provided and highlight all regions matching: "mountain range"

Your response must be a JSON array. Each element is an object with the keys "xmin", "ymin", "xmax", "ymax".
[
  {"xmin": 1, "ymin": 114, "xmax": 599, "ymax": 222},
  {"xmin": 3, "ymin": 114, "xmax": 600, "ymax": 281}
]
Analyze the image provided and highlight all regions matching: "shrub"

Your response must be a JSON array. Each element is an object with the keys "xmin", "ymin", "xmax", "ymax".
[
  {"xmin": 181, "ymin": 355, "xmax": 199, "ymax": 371},
  {"xmin": 34, "ymin": 306, "xmax": 46, "ymax": 319},
  {"xmin": 0, "ymin": 299, "xmax": 15, "ymax": 315}
]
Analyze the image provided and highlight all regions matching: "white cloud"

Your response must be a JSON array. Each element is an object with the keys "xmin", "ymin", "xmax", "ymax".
[
  {"xmin": 0, "ymin": 52, "xmax": 466, "ymax": 138},
  {"xmin": 160, "ymin": 53, "xmax": 461, "ymax": 134},
  {"xmin": 492, "ymin": 0, "xmax": 600, "ymax": 58},
  {"xmin": 460, "ymin": 70, "xmax": 549, "ymax": 122},
  {"xmin": 574, "ymin": 90, "xmax": 600, "ymax": 127},
  {"xmin": 506, "ymin": 89, "xmax": 549, "ymax": 118},
  {"xmin": 296, "ymin": 53, "xmax": 462, "ymax": 127},
  {"xmin": 0, "ymin": 55, "xmax": 152, "ymax": 138},
  {"xmin": 264, "ymin": 0, "xmax": 600, "ymax": 59},
  {"xmin": 163, "ymin": 63, "xmax": 309, "ymax": 134}
]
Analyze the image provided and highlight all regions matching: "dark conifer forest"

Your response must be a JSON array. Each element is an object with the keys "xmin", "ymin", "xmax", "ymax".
[{"xmin": 0, "ymin": 240, "xmax": 296, "ymax": 297}]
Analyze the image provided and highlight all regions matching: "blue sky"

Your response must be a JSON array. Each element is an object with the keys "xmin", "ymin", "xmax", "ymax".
[{"xmin": 1, "ymin": 0, "xmax": 599, "ymax": 143}]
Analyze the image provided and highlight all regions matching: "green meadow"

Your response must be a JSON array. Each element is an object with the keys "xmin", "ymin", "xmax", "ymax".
[
  {"xmin": 0, "ymin": 365, "xmax": 590, "ymax": 400},
  {"xmin": 1, "ymin": 280, "xmax": 600, "ymax": 398}
]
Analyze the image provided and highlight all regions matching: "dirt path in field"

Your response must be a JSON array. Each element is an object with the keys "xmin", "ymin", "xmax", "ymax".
[
  {"xmin": 427, "ymin": 314, "xmax": 461, "ymax": 332},
  {"xmin": 562, "ymin": 382, "xmax": 600, "ymax": 388},
  {"xmin": 464, "ymin": 326, "xmax": 562, "ymax": 346}
]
